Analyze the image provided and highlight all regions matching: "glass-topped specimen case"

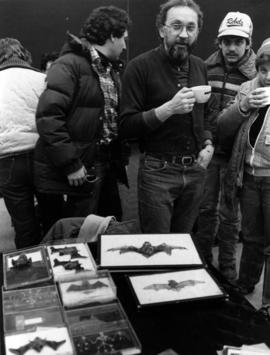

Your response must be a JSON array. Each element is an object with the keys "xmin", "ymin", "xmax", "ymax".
[
  {"xmin": 3, "ymin": 246, "xmax": 52, "ymax": 290},
  {"xmin": 58, "ymin": 270, "xmax": 116, "ymax": 309},
  {"xmin": 98, "ymin": 233, "xmax": 204, "ymax": 271},
  {"xmin": 4, "ymin": 306, "xmax": 65, "ymax": 334},
  {"xmin": 46, "ymin": 242, "xmax": 97, "ymax": 282},
  {"xmin": 66, "ymin": 301, "xmax": 127, "ymax": 330},
  {"xmin": 66, "ymin": 302, "xmax": 142, "ymax": 354},
  {"xmin": 128, "ymin": 268, "xmax": 227, "ymax": 309},
  {"xmin": 2, "ymin": 284, "xmax": 61, "ymax": 314},
  {"xmin": 70, "ymin": 321, "xmax": 142, "ymax": 355},
  {"xmin": 4, "ymin": 325, "xmax": 74, "ymax": 355}
]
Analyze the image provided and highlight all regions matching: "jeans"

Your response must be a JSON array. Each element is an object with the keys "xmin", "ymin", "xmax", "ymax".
[
  {"xmin": 97, "ymin": 163, "xmax": 122, "ymax": 221},
  {"xmin": 196, "ymin": 156, "xmax": 240, "ymax": 268},
  {"xmin": 238, "ymin": 173, "xmax": 270, "ymax": 288},
  {"xmin": 0, "ymin": 152, "xmax": 41, "ymax": 249},
  {"xmin": 138, "ymin": 154, "xmax": 206, "ymax": 233}
]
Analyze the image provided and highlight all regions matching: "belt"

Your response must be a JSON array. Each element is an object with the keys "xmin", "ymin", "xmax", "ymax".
[{"xmin": 147, "ymin": 152, "xmax": 196, "ymax": 166}]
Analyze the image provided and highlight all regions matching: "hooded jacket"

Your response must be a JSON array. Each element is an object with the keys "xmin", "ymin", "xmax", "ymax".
[
  {"xmin": 217, "ymin": 77, "xmax": 270, "ymax": 207},
  {"xmin": 0, "ymin": 58, "xmax": 45, "ymax": 157},
  {"xmin": 34, "ymin": 34, "xmax": 124, "ymax": 195},
  {"xmin": 206, "ymin": 48, "xmax": 256, "ymax": 156}
]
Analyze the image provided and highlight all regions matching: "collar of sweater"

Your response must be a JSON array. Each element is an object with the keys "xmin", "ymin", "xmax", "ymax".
[
  {"xmin": 0, "ymin": 57, "xmax": 32, "ymax": 71},
  {"xmin": 206, "ymin": 49, "xmax": 257, "ymax": 80}
]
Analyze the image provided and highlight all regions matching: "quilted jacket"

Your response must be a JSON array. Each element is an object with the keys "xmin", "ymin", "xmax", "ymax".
[
  {"xmin": 217, "ymin": 77, "xmax": 268, "ymax": 207},
  {"xmin": 34, "ymin": 34, "xmax": 124, "ymax": 195},
  {"xmin": 0, "ymin": 60, "xmax": 45, "ymax": 156}
]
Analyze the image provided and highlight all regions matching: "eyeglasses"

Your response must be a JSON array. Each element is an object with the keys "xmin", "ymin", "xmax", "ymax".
[{"xmin": 164, "ymin": 23, "xmax": 197, "ymax": 35}]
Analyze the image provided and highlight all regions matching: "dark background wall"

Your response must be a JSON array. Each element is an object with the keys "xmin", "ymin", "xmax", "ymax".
[
  {"xmin": 128, "ymin": 0, "xmax": 270, "ymax": 59},
  {"xmin": 0, "ymin": 0, "xmax": 269, "ymax": 68}
]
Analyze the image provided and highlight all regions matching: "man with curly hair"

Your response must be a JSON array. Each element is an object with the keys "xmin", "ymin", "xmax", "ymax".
[{"xmin": 34, "ymin": 6, "xmax": 131, "ymax": 233}]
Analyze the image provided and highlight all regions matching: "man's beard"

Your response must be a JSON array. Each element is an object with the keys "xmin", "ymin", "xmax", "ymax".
[{"xmin": 167, "ymin": 40, "xmax": 196, "ymax": 65}]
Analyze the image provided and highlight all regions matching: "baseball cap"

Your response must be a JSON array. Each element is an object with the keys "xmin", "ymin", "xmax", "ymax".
[{"xmin": 218, "ymin": 11, "xmax": 253, "ymax": 39}]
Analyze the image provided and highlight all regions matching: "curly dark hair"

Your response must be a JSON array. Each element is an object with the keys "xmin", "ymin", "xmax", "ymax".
[
  {"xmin": 80, "ymin": 6, "xmax": 131, "ymax": 45},
  {"xmin": 0, "ymin": 37, "xmax": 32, "ymax": 65},
  {"xmin": 156, "ymin": 0, "xmax": 203, "ymax": 32}
]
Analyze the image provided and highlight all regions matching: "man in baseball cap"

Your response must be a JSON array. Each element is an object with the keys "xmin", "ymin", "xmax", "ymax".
[
  {"xmin": 218, "ymin": 11, "xmax": 253, "ymax": 40},
  {"xmin": 196, "ymin": 11, "xmax": 256, "ymax": 282}
]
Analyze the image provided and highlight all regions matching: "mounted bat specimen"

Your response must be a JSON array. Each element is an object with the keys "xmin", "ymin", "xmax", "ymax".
[
  {"xmin": 144, "ymin": 279, "xmax": 205, "ymax": 291},
  {"xmin": 53, "ymin": 259, "xmax": 84, "ymax": 271},
  {"xmin": 11, "ymin": 254, "xmax": 32, "ymax": 269},
  {"xmin": 9, "ymin": 336, "xmax": 66, "ymax": 355},
  {"xmin": 107, "ymin": 241, "xmax": 187, "ymax": 258},
  {"xmin": 50, "ymin": 246, "xmax": 86, "ymax": 259},
  {"xmin": 67, "ymin": 280, "xmax": 108, "ymax": 292}
]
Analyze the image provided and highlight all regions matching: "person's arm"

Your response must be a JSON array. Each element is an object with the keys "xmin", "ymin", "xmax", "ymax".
[
  {"xmin": 196, "ymin": 65, "xmax": 216, "ymax": 168},
  {"xmin": 217, "ymin": 86, "xmax": 254, "ymax": 148},
  {"xmin": 36, "ymin": 57, "xmax": 86, "ymax": 185},
  {"xmin": 119, "ymin": 57, "xmax": 195, "ymax": 140}
]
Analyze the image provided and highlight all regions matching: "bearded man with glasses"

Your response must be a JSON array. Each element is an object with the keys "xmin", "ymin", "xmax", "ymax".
[{"xmin": 119, "ymin": 0, "xmax": 218, "ymax": 233}]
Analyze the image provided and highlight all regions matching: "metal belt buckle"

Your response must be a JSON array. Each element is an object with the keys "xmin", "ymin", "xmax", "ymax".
[{"xmin": 181, "ymin": 156, "xmax": 193, "ymax": 166}]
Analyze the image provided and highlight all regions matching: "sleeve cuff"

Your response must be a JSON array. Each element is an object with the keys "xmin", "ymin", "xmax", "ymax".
[
  {"xmin": 203, "ymin": 130, "xmax": 213, "ymax": 142},
  {"xmin": 142, "ymin": 109, "xmax": 163, "ymax": 130}
]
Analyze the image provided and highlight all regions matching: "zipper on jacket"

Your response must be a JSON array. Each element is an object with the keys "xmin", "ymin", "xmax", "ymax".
[
  {"xmin": 219, "ymin": 72, "xmax": 228, "ymax": 111},
  {"xmin": 249, "ymin": 108, "xmax": 269, "ymax": 173}
]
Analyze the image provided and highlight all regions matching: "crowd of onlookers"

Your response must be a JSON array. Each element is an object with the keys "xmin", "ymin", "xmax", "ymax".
[{"xmin": 1, "ymin": 0, "xmax": 270, "ymax": 313}]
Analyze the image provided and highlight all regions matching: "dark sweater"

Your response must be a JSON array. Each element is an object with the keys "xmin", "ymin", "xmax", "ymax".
[{"xmin": 119, "ymin": 45, "xmax": 216, "ymax": 154}]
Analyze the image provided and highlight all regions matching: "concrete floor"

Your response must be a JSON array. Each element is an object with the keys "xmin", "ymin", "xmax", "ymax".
[{"xmin": 0, "ymin": 144, "xmax": 264, "ymax": 309}]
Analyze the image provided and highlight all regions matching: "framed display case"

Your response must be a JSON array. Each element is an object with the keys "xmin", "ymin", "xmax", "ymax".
[
  {"xmin": 127, "ymin": 268, "xmax": 227, "ymax": 308},
  {"xmin": 98, "ymin": 233, "xmax": 204, "ymax": 271}
]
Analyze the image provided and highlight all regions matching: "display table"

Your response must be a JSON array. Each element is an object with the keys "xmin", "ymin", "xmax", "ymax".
[
  {"xmin": 1, "ymin": 250, "xmax": 270, "ymax": 355},
  {"xmin": 112, "ymin": 266, "xmax": 270, "ymax": 355}
]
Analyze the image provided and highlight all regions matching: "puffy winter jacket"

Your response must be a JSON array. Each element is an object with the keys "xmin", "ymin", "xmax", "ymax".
[
  {"xmin": 34, "ymin": 34, "xmax": 122, "ymax": 195},
  {"xmin": 0, "ymin": 61, "xmax": 45, "ymax": 156},
  {"xmin": 205, "ymin": 48, "xmax": 256, "ymax": 156}
]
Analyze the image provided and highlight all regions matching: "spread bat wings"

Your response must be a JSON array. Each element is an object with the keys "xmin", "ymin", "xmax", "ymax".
[
  {"xmin": 144, "ymin": 279, "xmax": 205, "ymax": 291},
  {"xmin": 9, "ymin": 337, "xmax": 66, "ymax": 355},
  {"xmin": 67, "ymin": 280, "xmax": 108, "ymax": 292},
  {"xmin": 107, "ymin": 241, "xmax": 187, "ymax": 258}
]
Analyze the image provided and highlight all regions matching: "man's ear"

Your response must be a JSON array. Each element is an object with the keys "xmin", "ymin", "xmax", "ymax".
[
  {"xmin": 159, "ymin": 26, "xmax": 165, "ymax": 39},
  {"xmin": 110, "ymin": 35, "xmax": 115, "ymax": 43}
]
